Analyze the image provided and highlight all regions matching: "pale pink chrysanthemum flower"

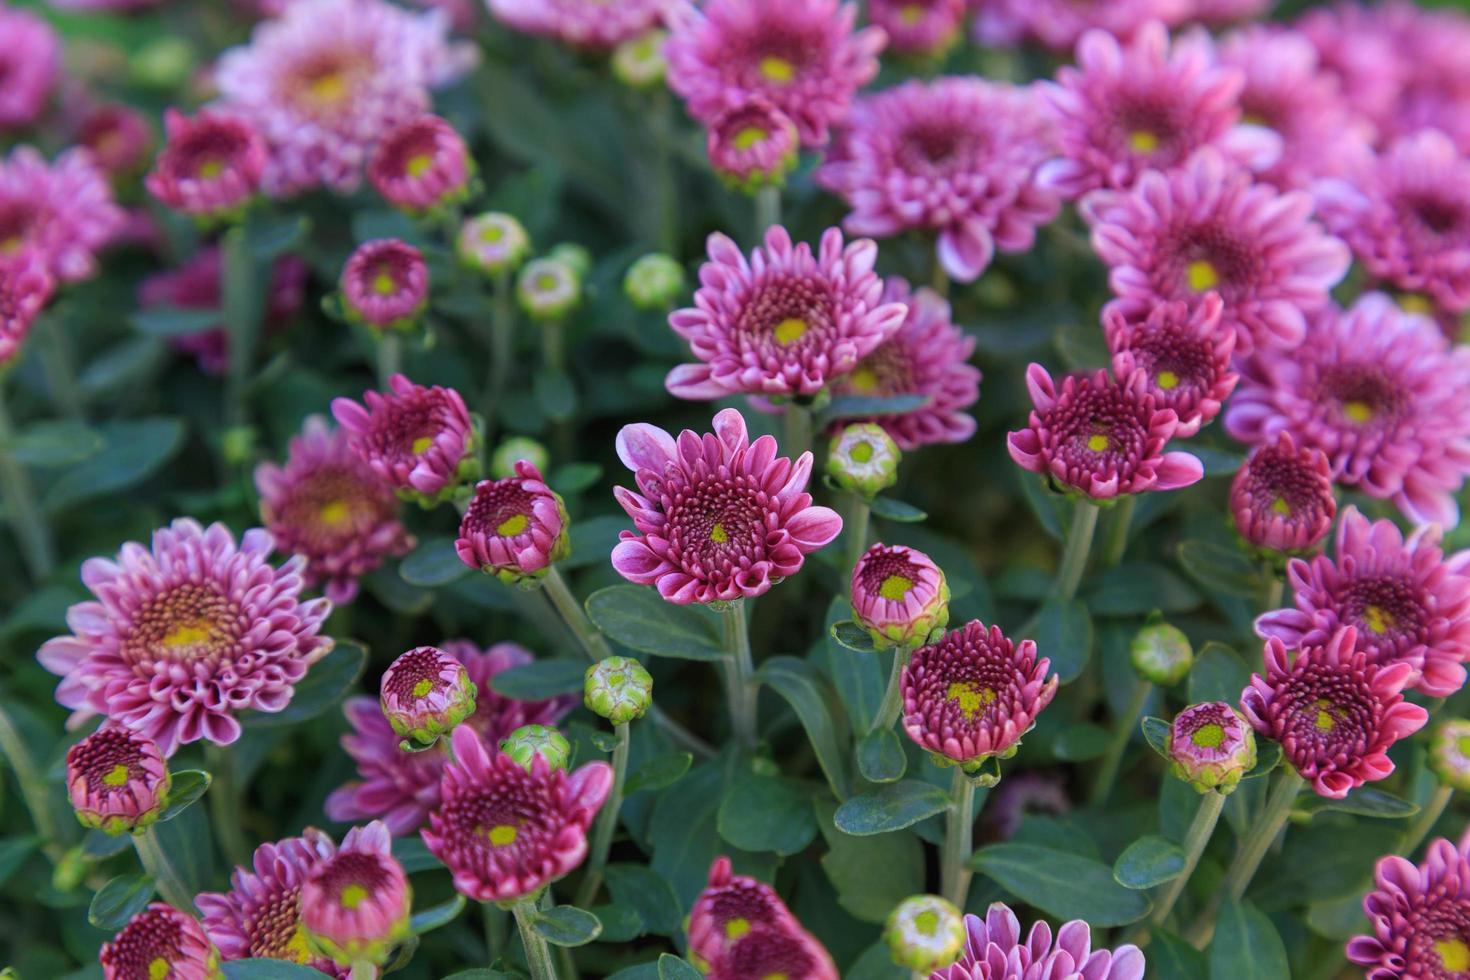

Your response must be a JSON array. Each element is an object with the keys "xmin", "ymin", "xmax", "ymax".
[
  {"xmin": 934, "ymin": 902, "xmax": 1145, "ymax": 980},
  {"xmin": 37, "ymin": 519, "xmax": 333, "ymax": 756},
  {"xmin": 331, "ymin": 373, "xmax": 476, "ymax": 503},
  {"xmin": 1188, "ymin": 0, "xmax": 1273, "ymax": 25},
  {"xmin": 367, "ymin": 114, "xmax": 472, "ymax": 217},
  {"xmin": 827, "ymin": 278, "xmax": 980, "ymax": 450},
  {"xmin": 1361, "ymin": 4, "xmax": 1470, "ymax": 154},
  {"xmin": 196, "ymin": 829, "xmax": 347, "ymax": 978},
  {"xmin": 1007, "ymin": 364, "xmax": 1203, "ymax": 501},
  {"xmin": 66, "ymin": 724, "xmax": 171, "ymax": 835},
  {"xmin": 146, "ymin": 109, "xmax": 268, "ymax": 221},
  {"xmin": 298, "ymin": 821, "xmax": 410, "ymax": 966},
  {"xmin": 972, "ymin": 0, "xmax": 1187, "ymax": 53},
  {"xmin": 339, "ymin": 239, "xmax": 430, "ymax": 332},
  {"xmin": 100, "ymin": 903, "xmax": 221, "ymax": 980},
  {"xmin": 77, "ymin": 104, "xmax": 154, "ymax": 180},
  {"xmin": 1229, "ymin": 432, "xmax": 1337, "ymax": 555},
  {"xmin": 665, "ymin": 0, "xmax": 885, "ymax": 148},
  {"xmin": 422, "ymin": 724, "xmax": 612, "ymax": 902},
  {"xmin": 455, "ymin": 461, "xmax": 570, "ymax": 586},
  {"xmin": 326, "ymin": 640, "xmax": 576, "ymax": 835},
  {"xmin": 0, "ymin": 250, "xmax": 53, "ymax": 368},
  {"xmin": 1294, "ymin": 3, "xmax": 1407, "ymax": 129},
  {"xmin": 212, "ymin": 0, "xmax": 474, "ymax": 196},
  {"xmin": 867, "ymin": 0, "xmax": 966, "ymax": 59},
  {"xmin": 255, "ymin": 415, "xmax": 415, "ymax": 604},
  {"xmin": 1257, "ymin": 506, "xmax": 1470, "ymax": 699},
  {"xmin": 1241, "ymin": 627, "xmax": 1428, "ymax": 799},
  {"xmin": 1083, "ymin": 148, "xmax": 1351, "ymax": 354},
  {"xmin": 612, "ymin": 408, "xmax": 843, "ymax": 604},
  {"xmin": 1103, "ymin": 294, "xmax": 1237, "ymax": 439},
  {"xmin": 1348, "ymin": 836, "xmax": 1470, "ymax": 979},
  {"xmin": 1224, "ymin": 294, "xmax": 1470, "ymax": 528},
  {"xmin": 486, "ymin": 0, "xmax": 669, "ymax": 49},
  {"xmin": 1038, "ymin": 22, "xmax": 1279, "ymax": 201},
  {"xmin": 816, "ymin": 78, "xmax": 1060, "ymax": 283},
  {"xmin": 0, "ymin": 146, "xmax": 125, "ymax": 283},
  {"xmin": 665, "ymin": 226, "xmax": 906, "ymax": 400},
  {"xmin": 1315, "ymin": 130, "xmax": 1470, "ymax": 319},
  {"xmin": 705, "ymin": 98, "xmax": 800, "ymax": 193},
  {"xmin": 0, "ymin": 8, "xmax": 59, "ymax": 131}
]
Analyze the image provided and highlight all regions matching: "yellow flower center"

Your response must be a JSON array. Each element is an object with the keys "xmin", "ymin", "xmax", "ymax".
[
  {"xmin": 1086, "ymin": 433, "xmax": 1110, "ymax": 452},
  {"xmin": 725, "ymin": 918, "xmax": 750, "ymax": 939},
  {"xmin": 412, "ymin": 678, "xmax": 434, "ymax": 698},
  {"xmin": 486, "ymin": 824, "xmax": 518, "ymax": 846},
  {"xmin": 536, "ymin": 273, "xmax": 559, "ymax": 292},
  {"xmin": 372, "ymin": 268, "xmax": 398, "ymax": 295},
  {"xmin": 1458, "ymin": 735, "xmax": 1470, "ymax": 758},
  {"xmin": 283, "ymin": 923, "xmax": 312, "ymax": 962},
  {"xmin": 319, "ymin": 500, "xmax": 352, "ymax": 527},
  {"xmin": 1343, "ymin": 399, "xmax": 1373, "ymax": 424},
  {"xmin": 1311, "ymin": 698, "xmax": 1338, "ymax": 732},
  {"xmin": 307, "ymin": 71, "xmax": 349, "ymax": 104},
  {"xmin": 405, "ymin": 153, "xmax": 434, "ymax": 178},
  {"xmin": 149, "ymin": 957, "xmax": 171, "ymax": 980},
  {"xmin": 879, "ymin": 575, "xmax": 915, "ymax": 601},
  {"xmin": 849, "ymin": 440, "xmax": 875, "ymax": 464},
  {"xmin": 913, "ymin": 909, "xmax": 940, "ymax": 935},
  {"xmin": 1363, "ymin": 603, "xmax": 1395, "ymax": 635},
  {"xmin": 1270, "ymin": 497, "xmax": 1292, "ymax": 516},
  {"xmin": 947, "ymin": 682, "xmax": 995, "ymax": 720},
  {"xmin": 496, "ymin": 513, "xmax": 529, "ymax": 537},
  {"xmin": 1437, "ymin": 938, "xmax": 1470, "ymax": 972},
  {"xmin": 1128, "ymin": 130, "xmax": 1161, "ymax": 153},
  {"xmin": 1191, "ymin": 723, "xmax": 1225, "ymax": 748},
  {"xmin": 773, "ymin": 317, "xmax": 808, "ymax": 345},
  {"xmin": 161, "ymin": 621, "xmax": 213, "ymax": 649},
  {"xmin": 480, "ymin": 224, "xmax": 504, "ymax": 243},
  {"xmin": 1400, "ymin": 293, "xmax": 1433, "ymax": 315},
  {"xmin": 849, "ymin": 366, "xmax": 879, "ymax": 392},
  {"xmin": 103, "ymin": 763, "xmax": 131, "ymax": 787},
  {"xmin": 411, "ymin": 436, "xmax": 434, "ymax": 454},
  {"xmin": 340, "ymin": 883, "xmax": 369, "ymax": 910},
  {"xmin": 1156, "ymin": 369, "xmax": 1180, "ymax": 390},
  {"xmin": 758, "ymin": 55, "xmax": 796, "ymax": 83},
  {"xmin": 197, "ymin": 159, "xmax": 224, "ymax": 180},
  {"xmin": 710, "ymin": 522, "xmax": 729, "ymax": 544},
  {"xmin": 1186, "ymin": 259, "xmax": 1220, "ymax": 292},
  {"xmin": 732, "ymin": 126, "xmax": 768, "ymax": 150}
]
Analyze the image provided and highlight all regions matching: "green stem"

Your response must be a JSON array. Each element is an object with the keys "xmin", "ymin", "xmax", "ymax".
[
  {"xmin": 1263, "ymin": 572, "xmax": 1284, "ymax": 613},
  {"xmin": 1054, "ymin": 499, "xmax": 1100, "ymax": 602},
  {"xmin": 1401, "ymin": 784, "xmax": 1454, "ymax": 856},
  {"xmin": 36, "ymin": 313, "xmax": 83, "ymax": 418},
  {"xmin": 869, "ymin": 647, "xmax": 911, "ymax": 735},
  {"xmin": 542, "ymin": 566, "xmax": 615, "ymax": 662},
  {"xmin": 844, "ymin": 495, "xmax": 872, "ymax": 573},
  {"xmin": 511, "ymin": 898, "xmax": 559, "ymax": 980},
  {"xmin": 754, "ymin": 185, "xmax": 781, "ymax": 238},
  {"xmin": 652, "ymin": 88, "xmax": 677, "ymax": 254},
  {"xmin": 0, "ymin": 393, "xmax": 55, "ymax": 582},
  {"xmin": 931, "ymin": 260, "xmax": 949, "ymax": 300},
  {"xmin": 1127, "ymin": 790, "xmax": 1226, "ymax": 945},
  {"xmin": 941, "ymin": 769, "xmax": 976, "ymax": 908},
  {"xmin": 482, "ymin": 902, "xmax": 507, "ymax": 964},
  {"xmin": 221, "ymin": 225, "xmax": 262, "ymax": 434},
  {"xmin": 783, "ymin": 404, "xmax": 813, "ymax": 463},
  {"xmin": 723, "ymin": 602, "xmax": 757, "ymax": 750},
  {"xmin": 542, "ymin": 319, "xmax": 565, "ymax": 375},
  {"xmin": 1088, "ymin": 679, "xmax": 1152, "ymax": 807},
  {"xmin": 134, "ymin": 826, "xmax": 195, "ymax": 912},
  {"xmin": 1100, "ymin": 495, "xmax": 1137, "ymax": 568},
  {"xmin": 376, "ymin": 332, "xmax": 402, "ymax": 389},
  {"xmin": 0, "ymin": 700, "xmax": 68, "ymax": 860},
  {"xmin": 485, "ymin": 269, "xmax": 515, "ymax": 438},
  {"xmin": 575, "ymin": 722, "xmax": 629, "ymax": 908},
  {"xmin": 205, "ymin": 744, "xmax": 250, "ymax": 867}
]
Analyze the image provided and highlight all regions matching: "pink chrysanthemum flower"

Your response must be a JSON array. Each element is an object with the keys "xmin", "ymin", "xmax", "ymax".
[
  {"xmin": 0, "ymin": 250, "xmax": 53, "ymax": 368},
  {"xmin": 455, "ymin": 461, "xmax": 570, "ymax": 586},
  {"xmin": 212, "ymin": 0, "xmax": 474, "ymax": 196},
  {"xmin": 816, "ymin": 78, "xmax": 1059, "ymax": 283},
  {"xmin": 972, "ymin": 0, "xmax": 1187, "ymax": 53},
  {"xmin": 1224, "ymin": 294, "xmax": 1470, "ymax": 527},
  {"xmin": 1007, "ymin": 364, "xmax": 1203, "ymax": 501},
  {"xmin": 0, "ymin": 146, "xmax": 125, "ymax": 283},
  {"xmin": 867, "ymin": 0, "xmax": 966, "ymax": 58},
  {"xmin": 1348, "ymin": 836, "xmax": 1470, "ymax": 980},
  {"xmin": 197, "ymin": 829, "xmax": 346, "ymax": 977},
  {"xmin": 1241, "ymin": 628, "xmax": 1428, "ymax": 799},
  {"xmin": 1294, "ymin": 3, "xmax": 1407, "ymax": 129},
  {"xmin": 66, "ymin": 725, "xmax": 171, "ymax": 835},
  {"xmin": 851, "ymin": 543, "xmax": 950, "ymax": 651},
  {"xmin": 339, "ymin": 239, "xmax": 430, "ymax": 332},
  {"xmin": 78, "ymin": 105, "xmax": 154, "ymax": 180},
  {"xmin": 368, "ymin": 114, "xmax": 472, "ymax": 216},
  {"xmin": 299, "ymin": 821, "xmax": 410, "ymax": 966},
  {"xmin": 327, "ymin": 641, "xmax": 575, "ymax": 834},
  {"xmin": 379, "ymin": 646, "xmax": 476, "ymax": 747},
  {"xmin": 37, "ymin": 519, "xmax": 333, "ymax": 756},
  {"xmin": 1229, "ymin": 432, "xmax": 1337, "ymax": 555},
  {"xmin": 487, "ymin": 0, "xmax": 669, "ymax": 49},
  {"xmin": 689, "ymin": 857, "xmax": 837, "ymax": 977},
  {"xmin": 1256, "ymin": 506, "xmax": 1470, "ymax": 699},
  {"xmin": 101, "ymin": 903, "xmax": 221, "ymax": 980},
  {"xmin": 422, "ymin": 724, "xmax": 612, "ymax": 902},
  {"xmin": 1084, "ymin": 149, "xmax": 1351, "ymax": 354},
  {"xmin": 331, "ymin": 374, "xmax": 476, "ymax": 504},
  {"xmin": 827, "ymin": 278, "xmax": 979, "ymax": 450},
  {"xmin": 0, "ymin": 8, "xmax": 58, "ymax": 131},
  {"xmin": 146, "ymin": 110, "xmax": 267, "ymax": 221},
  {"xmin": 1103, "ymin": 294, "xmax": 1237, "ymax": 439},
  {"xmin": 666, "ymin": 0, "xmax": 884, "ymax": 148},
  {"xmin": 1167, "ymin": 701, "xmax": 1256, "ymax": 794},
  {"xmin": 706, "ymin": 927, "xmax": 839, "ymax": 980},
  {"xmin": 705, "ymin": 98, "xmax": 800, "ymax": 193},
  {"xmin": 1190, "ymin": 0, "xmax": 1273, "ymax": 25},
  {"xmin": 612, "ymin": 408, "xmax": 843, "ymax": 604},
  {"xmin": 900, "ymin": 619, "xmax": 1058, "ymax": 769},
  {"xmin": 1038, "ymin": 22, "xmax": 1277, "ymax": 201},
  {"xmin": 934, "ymin": 903, "xmax": 1145, "ymax": 980},
  {"xmin": 1315, "ymin": 130, "xmax": 1470, "ymax": 318},
  {"xmin": 665, "ymin": 226, "xmax": 905, "ymax": 400},
  {"xmin": 255, "ymin": 416, "xmax": 414, "ymax": 605},
  {"xmin": 1347, "ymin": 3, "xmax": 1470, "ymax": 154}
]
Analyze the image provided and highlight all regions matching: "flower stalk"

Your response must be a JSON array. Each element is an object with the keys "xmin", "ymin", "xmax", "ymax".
[
  {"xmin": 1129, "ymin": 789, "xmax": 1227, "ymax": 945},
  {"xmin": 1401, "ymin": 783, "xmax": 1453, "ymax": 856},
  {"xmin": 754, "ymin": 184, "xmax": 781, "ymax": 238},
  {"xmin": 133, "ymin": 826, "xmax": 195, "ymax": 912},
  {"xmin": 1055, "ymin": 498, "xmax": 1100, "ymax": 601},
  {"xmin": 575, "ymin": 721, "xmax": 630, "ymax": 908},
  {"xmin": 783, "ymin": 402, "xmax": 814, "ymax": 463},
  {"xmin": 869, "ymin": 647, "xmax": 911, "ymax": 735},
  {"xmin": 1099, "ymin": 494, "xmax": 1137, "ymax": 567},
  {"xmin": 722, "ymin": 601, "xmax": 757, "ymax": 750},
  {"xmin": 375, "ymin": 332, "xmax": 402, "ymax": 390},
  {"xmin": 1088, "ymin": 678, "xmax": 1152, "ymax": 806},
  {"xmin": 0, "ymin": 392, "xmax": 55, "ymax": 582},
  {"xmin": 941, "ymin": 768, "xmax": 976, "ymax": 908},
  {"xmin": 205, "ymin": 743, "xmax": 251, "ymax": 867},
  {"xmin": 511, "ymin": 898, "xmax": 559, "ymax": 980}
]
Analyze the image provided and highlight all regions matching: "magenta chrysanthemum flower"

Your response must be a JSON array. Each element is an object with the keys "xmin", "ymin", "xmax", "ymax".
[
  {"xmin": 816, "ymin": 78, "xmax": 1059, "ymax": 283},
  {"xmin": 973, "ymin": 0, "xmax": 1187, "ymax": 51},
  {"xmin": 1229, "ymin": 432, "xmax": 1337, "ymax": 555},
  {"xmin": 612, "ymin": 408, "xmax": 843, "ymax": 604},
  {"xmin": 67, "ymin": 725, "xmax": 171, "ymax": 835},
  {"xmin": 1348, "ymin": 836, "xmax": 1470, "ymax": 980},
  {"xmin": 827, "ymin": 278, "xmax": 979, "ymax": 450},
  {"xmin": 255, "ymin": 416, "xmax": 414, "ymax": 605},
  {"xmin": 1103, "ymin": 294, "xmax": 1237, "ymax": 439},
  {"xmin": 421, "ymin": 724, "xmax": 612, "ymax": 902},
  {"xmin": 0, "ymin": 250, "xmax": 53, "ymax": 368},
  {"xmin": 0, "ymin": 8, "xmax": 58, "ymax": 131},
  {"xmin": 934, "ymin": 903, "xmax": 1145, "ymax": 980},
  {"xmin": 1240, "ymin": 628, "xmax": 1428, "ymax": 798},
  {"xmin": 379, "ymin": 646, "xmax": 476, "ymax": 747},
  {"xmin": 705, "ymin": 98, "xmax": 800, "ymax": 193},
  {"xmin": 487, "ymin": 0, "xmax": 669, "ymax": 49},
  {"xmin": 1007, "ymin": 364, "xmax": 1203, "ymax": 501},
  {"xmin": 899, "ymin": 619, "xmax": 1058, "ymax": 768},
  {"xmin": 196, "ymin": 829, "xmax": 346, "ymax": 977},
  {"xmin": 331, "ymin": 374, "xmax": 476, "ymax": 503},
  {"xmin": 1167, "ymin": 701, "xmax": 1256, "ymax": 794},
  {"xmin": 1315, "ymin": 130, "xmax": 1470, "ymax": 318},
  {"xmin": 1224, "ymin": 294, "xmax": 1470, "ymax": 527},
  {"xmin": 368, "ymin": 114, "xmax": 472, "ymax": 216},
  {"xmin": 706, "ymin": 927, "xmax": 839, "ymax": 980},
  {"xmin": 1084, "ymin": 149, "xmax": 1351, "ymax": 354},
  {"xmin": 0, "ymin": 146, "xmax": 125, "ymax": 283},
  {"xmin": 101, "ymin": 903, "xmax": 220, "ymax": 980},
  {"xmin": 1190, "ymin": 0, "xmax": 1273, "ymax": 25},
  {"xmin": 328, "ymin": 641, "xmax": 575, "ymax": 834},
  {"xmin": 851, "ymin": 543, "xmax": 950, "ymax": 651},
  {"xmin": 146, "ymin": 109, "xmax": 267, "ymax": 221},
  {"xmin": 867, "ymin": 0, "xmax": 966, "ymax": 58},
  {"xmin": 665, "ymin": 0, "xmax": 884, "ymax": 148},
  {"xmin": 77, "ymin": 105, "xmax": 154, "ymax": 179},
  {"xmin": 455, "ymin": 461, "xmax": 570, "ymax": 585},
  {"xmin": 339, "ymin": 239, "xmax": 430, "ymax": 332},
  {"xmin": 665, "ymin": 226, "xmax": 905, "ymax": 400},
  {"xmin": 212, "ymin": 0, "xmax": 474, "ymax": 196},
  {"xmin": 299, "ymin": 821, "xmax": 410, "ymax": 966},
  {"xmin": 1038, "ymin": 22, "xmax": 1277, "ymax": 200},
  {"xmin": 689, "ymin": 857, "xmax": 837, "ymax": 978},
  {"xmin": 37, "ymin": 519, "xmax": 333, "ymax": 756},
  {"xmin": 1294, "ymin": 4, "xmax": 1407, "ymax": 129},
  {"xmin": 1256, "ymin": 506, "xmax": 1470, "ymax": 699}
]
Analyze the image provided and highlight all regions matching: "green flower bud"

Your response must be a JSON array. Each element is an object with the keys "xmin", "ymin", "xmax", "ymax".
[
  {"xmin": 500, "ymin": 724, "xmax": 571, "ymax": 772},
  {"xmin": 826, "ymin": 423, "xmax": 900, "ymax": 498},
  {"xmin": 611, "ymin": 29, "xmax": 668, "ymax": 89},
  {"xmin": 130, "ymin": 37, "xmax": 196, "ymax": 90},
  {"xmin": 1130, "ymin": 616, "xmax": 1193, "ymax": 686},
  {"xmin": 884, "ymin": 895, "xmax": 966, "ymax": 972},
  {"xmin": 1429, "ymin": 719, "xmax": 1470, "ymax": 792},
  {"xmin": 548, "ymin": 242, "xmax": 593, "ymax": 280},
  {"xmin": 517, "ymin": 257, "xmax": 582, "ymax": 320},
  {"xmin": 584, "ymin": 656, "xmax": 654, "ymax": 725},
  {"xmin": 490, "ymin": 436, "xmax": 551, "ymax": 479},
  {"xmin": 458, "ymin": 212, "xmax": 531, "ymax": 277},
  {"xmin": 623, "ymin": 253, "xmax": 685, "ymax": 311}
]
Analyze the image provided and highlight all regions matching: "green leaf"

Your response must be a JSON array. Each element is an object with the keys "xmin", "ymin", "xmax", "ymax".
[
  {"xmin": 589, "ymin": 902, "xmax": 643, "ymax": 942},
  {"xmin": 1016, "ymin": 470, "xmax": 1067, "ymax": 541},
  {"xmin": 45, "ymin": 418, "xmax": 186, "ymax": 513},
  {"xmin": 246, "ymin": 641, "xmax": 367, "ymax": 727},
  {"xmin": 1188, "ymin": 643, "xmax": 1253, "ymax": 705},
  {"xmin": 534, "ymin": 370, "xmax": 577, "ymax": 422},
  {"xmin": 1150, "ymin": 932, "xmax": 1208, "ymax": 980},
  {"xmin": 128, "ymin": 305, "xmax": 221, "ymax": 337},
  {"xmin": 1209, "ymin": 900, "xmax": 1289, "ymax": 980},
  {"xmin": 221, "ymin": 961, "xmax": 335, "ymax": 979},
  {"xmin": 1243, "ymin": 740, "xmax": 1282, "ymax": 780},
  {"xmin": 868, "ymin": 496, "xmax": 927, "ymax": 523},
  {"xmin": 1193, "ymin": 446, "xmax": 1247, "ymax": 477},
  {"xmin": 1303, "ymin": 787, "xmax": 1420, "ymax": 819},
  {"xmin": 717, "ymin": 768, "xmax": 818, "ymax": 856},
  {"xmin": 3, "ymin": 420, "xmax": 103, "ymax": 467},
  {"xmin": 391, "ymin": 837, "xmax": 443, "ymax": 874},
  {"xmin": 1033, "ymin": 597, "xmax": 1093, "ymax": 684},
  {"xmin": 969, "ymin": 844, "xmax": 1151, "ymax": 926},
  {"xmin": 1113, "ymin": 835, "xmax": 1187, "ymax": 889},
  {"xmin": 821, "ymin": 393, "xmax": 929, "ymax": 423},
  {"xmin": 399, "ymin": 537, "xmax": 470, "ymax": 588},
  {"xmin": 563, "ymin": 515, "xmax": 626, "ymax": 571},
  {"xmin": 605, "ymin": 968, "xmax": 661, "ymax": 980},
  {"xmin": 1141, "ymin": 716, "xmax": 1172, "ymax": 759},
  {"xmin": 1052, "ymin": 722, "xmax": 1111, "ymax": 761},
  {"xmin": 1305, "ymin": 887, "xmax": 1372, "ymax": 940},
  {"xmin": 409, "ymin": 892, "xmax": 465, "ymax": 934},
  {"xmin": 1176, "ymin": 540, "xmax": 1264, "ymax": 599},
  {"xmin": 755, "ymin": 656, "xmax": 851, "ymax": 800},
  {"xmin": 816, "ymin": 798, "xmax": 924, "ymax": 924},
  {"xmin": 605, "ymin": 864, "xmax": 683, "ymax": 937},
  {"xmin": 88, "ymin": 873, "xmax": 156, "ymax": 930},
  {"xmin": 1083, "ymin": 563, "xmax": 1201, "ymax": 616},
  {"xmin": 830, "ymin": 620, "xmax": 879, "ymax": 654},
  {"xmin": 584, "ymin": 585, "xmax": 726, "ymax": 660},
  {"xmin": 657, "ymin": 954, "xmax": 703, "ymax": 980},
  {"xmin": 1253, "ymin": 822, "xmax": 1399, "ymax": 909},
  {"xmin": 624, "ymin": 753, "xmax": 693, "ymax": 795},
  {"xmin": 856, "ymin": 728, "xmax": 907, "ymax": 782},
  {"xmin": 247, "ymin": 213, "xmax": 310, "ymax": 259},
  {"xmin": 490, "ymin": 659, "xmax": 586, "ymax": 700},
  {"xmin": 0, "ymin": 837, "xmax": 39, "ymax": 889},
  {"xmin": 589, "ymin": 730, "xmax": 620, "ymax": 752},
  {"xmin": 157, "ymin": 769, "xmax": 212, "ymax": 823},
  {"xmin": 531, "ymin": 905, "xmax": 603, "ymax": 947},
  {"xmin": 551, "ymin": 463, "xmax": 603, "ymax": 495},
  {"xmin": 834, "ymin": 780, "xmax": 950, "ymax": 836}
]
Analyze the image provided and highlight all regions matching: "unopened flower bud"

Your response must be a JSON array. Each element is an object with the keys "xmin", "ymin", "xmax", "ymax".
[
  {"xmin": 455, "ymin": 462, "xmax": 571, "ymax": 586},
  {"xmin": 458, "ymin": 212, "xmax": 530, "ymax": 277},
  {"xmin": 851, "ymin": 543, "xmax": 949, "ymax": 651},
  {"xmin": 585, "ymin": 656, "xmax": 653, "ymax": 725},
  {"xmin": 548, "ymin": 242, "xmax": 592, "ymax": 281},
  {"xmin": 827, "ymin": 423, "xmax": 900, "ymax": 498},
  {"xmin": 1429, "ymin": 719, "xmax": 1470, "ymax": 792},
  {"xmin": 612, "ymin": 29, "xmax": 668, "ymax": 89},
  {"xmin": 624, "ymin": 253, "xmax": 685, "ymax": 310},
  {"xmin": 380, "ymin": 646, "xmax": 477, "ymax": 747},
  {"xmin": 1168, "ymin": 702, "xmax": 1256, "ymax": 795},
  {"xmin": 885, "ymin": 895, "xmax": 965, "ymax": 972},
  {"xmin": 66, "ymin": 726, "xmax": 171, "ymax": 836},
  {"xmin": 1130, "ymin": 616, "xmax": 1193, "ymax": 686},
  {"xmin": 300, "ymin": 822, "xmax": 410, "ymax": 967},
  {"xmin": 707, "ymin": 98, "xmax": 799, "ymax": 194},
  {"xmin": 517, "ymin": 257, "xmax": 582, "ymax": 320},
  {"xmin": 490, "ymin": 437, "xmax": 551, "ymax": 479},
  {"xmin": 500, "ymin": 724, "xmax": 571, "ymax": 772}
]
